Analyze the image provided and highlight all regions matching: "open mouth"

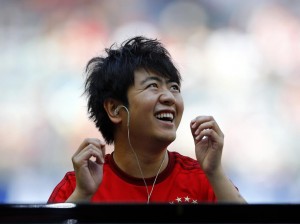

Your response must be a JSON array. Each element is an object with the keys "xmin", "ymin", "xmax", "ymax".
[{"xmin": 155, "ymin": 112, "xmax": 174, "ymax": 123}]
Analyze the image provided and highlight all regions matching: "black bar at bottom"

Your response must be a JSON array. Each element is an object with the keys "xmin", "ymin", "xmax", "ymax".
[{"xmin": 0, "ymin": 203, "xmax": 299, "ymax": 223}]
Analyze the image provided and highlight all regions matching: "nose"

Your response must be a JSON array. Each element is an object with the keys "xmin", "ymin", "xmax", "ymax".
[{"xmin": 159, "ymin": 89, "xmax": 176, "ymax": 106}]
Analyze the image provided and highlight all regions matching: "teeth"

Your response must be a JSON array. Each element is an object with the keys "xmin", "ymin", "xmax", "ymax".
[{"xmin": 155, "ymin": 113, "xmax": 174, "ymax": 120}]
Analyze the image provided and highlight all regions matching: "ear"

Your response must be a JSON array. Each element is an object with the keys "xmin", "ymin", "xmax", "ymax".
[{"xmin": 103, "ymin": 98, "xmax": 122, "ymax": 124}]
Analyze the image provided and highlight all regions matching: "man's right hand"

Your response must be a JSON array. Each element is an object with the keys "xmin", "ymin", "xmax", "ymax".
[{"xmin": 67, "ymin": 138, "xmax": 106, "ymax": 202}]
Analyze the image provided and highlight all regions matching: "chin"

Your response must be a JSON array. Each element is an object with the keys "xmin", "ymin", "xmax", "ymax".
[{"xmin": 158, "ymin": 134, "xmax": 176, "ymax": 144}]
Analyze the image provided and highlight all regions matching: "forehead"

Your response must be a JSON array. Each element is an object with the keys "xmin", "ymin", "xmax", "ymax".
[{"xmin": 133, "ymin": 68, "xmax": 177, "ymax": 85}]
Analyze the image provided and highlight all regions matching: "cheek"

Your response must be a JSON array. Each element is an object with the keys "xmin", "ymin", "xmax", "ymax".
[
  {"xmin": 177, "ymin": 96, "xmax": 184, "ymax": 112},
  {"xmin": 130, "ymin": 96, "xmax": 155, "ymax": 117},
  {"xmin": 176, "ymin": 98, "xmax": 184, "ymax": 123},
  {"xmin": 138, "ymin": 95, "xmax": 156, "ymax": 111}
]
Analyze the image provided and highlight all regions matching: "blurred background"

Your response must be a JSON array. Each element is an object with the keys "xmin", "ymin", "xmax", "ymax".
[{"xmin": 0, "ymin": 0, "xmax": 300, "ymax": 204}]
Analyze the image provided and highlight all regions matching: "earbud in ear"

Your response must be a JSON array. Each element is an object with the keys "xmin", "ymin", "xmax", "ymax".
[
  {"xmin": 113, "ymin": 105, "xmax": 124, "ymax": 116},
  {"xmin": 113, "ymin": 105, "xmax": 130, "ymax": 127},
  {"xmin": 113, "ymin": 107, "xmax": 120, "ymax": 116},
  {"xmin": 113, "ymin": 105, "xmax": 129, "ymax": 116}
]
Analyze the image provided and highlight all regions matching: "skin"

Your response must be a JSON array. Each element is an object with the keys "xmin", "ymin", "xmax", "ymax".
[
  {"xmin": 67, "ymin": 68, "xmax": 247, "ymax": 203},
  {"xmin": 191, "ymin": 116, "xmax": 246, "ymax": 203},
  {"xmin": 112, "ymin": 69, "xmax": 184, "ymax": 178}
]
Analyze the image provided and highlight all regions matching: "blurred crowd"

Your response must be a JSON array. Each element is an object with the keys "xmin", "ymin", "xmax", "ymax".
[{"xmin": 0, "ymin": 0, "xmax": 300, "ymax": 203}]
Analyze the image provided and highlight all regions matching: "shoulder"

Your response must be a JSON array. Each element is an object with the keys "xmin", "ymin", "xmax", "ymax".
[
  {"xmin": 168, "ymin": 151, "xmax": 215, "ymax": 199},
  {"xmin": 169, "ymin": 151, "xmax": 202, "ymax": 171},
  {"xmin": 54, "ymin": 171, "xmax": 76, "ymax": 185},
  {"xmin": 47, "ymin": 171, "xmax": 76, "ymax": 203},
  {"xmin": 54, "ymin": 171, "xmax": 76, "ymax": 187},
  {"xmin": 64, "ymin": 171, "xmax": 76, "ymax": 180}
]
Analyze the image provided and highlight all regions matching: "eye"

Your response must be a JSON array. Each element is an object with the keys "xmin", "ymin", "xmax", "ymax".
[
  {"xmin": 170, "ymin": 84, "xmax": 180, "ymax": 92},
  {"xmin": 147, "ymin": 83, "xmax": 158, "ymax": 88}
]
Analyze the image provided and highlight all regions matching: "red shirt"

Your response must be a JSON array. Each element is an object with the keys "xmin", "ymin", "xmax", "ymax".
[{"xmin": 48, "ymin": 151, "xmax": 216, "ymax": 204}]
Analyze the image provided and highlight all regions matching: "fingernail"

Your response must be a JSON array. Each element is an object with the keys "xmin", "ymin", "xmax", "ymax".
[{"xmin": 202, "ymin": 136, "xmax": 208, "ymax": 141}]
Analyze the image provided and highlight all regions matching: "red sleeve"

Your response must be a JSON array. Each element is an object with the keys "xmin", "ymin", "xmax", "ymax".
[{"xmin": 47, "ymin": 171, "xmax": 76, "ymax": 203}]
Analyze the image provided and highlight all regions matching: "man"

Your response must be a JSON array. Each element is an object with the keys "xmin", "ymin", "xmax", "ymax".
[{"xmin": 48, "ymin": 36, "xmax": 246, "ymax": 204}]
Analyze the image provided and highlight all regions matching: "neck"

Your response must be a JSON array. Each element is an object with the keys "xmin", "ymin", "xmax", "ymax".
[
  {"xmin": 113, "ymin": 132, "xmax": 169, "ymax": 204},
  {"xmin": 113, "ymin": 145, "xmax": 169, "ymax": 178}
]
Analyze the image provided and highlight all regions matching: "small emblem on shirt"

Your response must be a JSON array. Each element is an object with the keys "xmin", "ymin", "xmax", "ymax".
[{"xmin": 169, "ymin": 196, "xmax": 198, "ymax": 204}]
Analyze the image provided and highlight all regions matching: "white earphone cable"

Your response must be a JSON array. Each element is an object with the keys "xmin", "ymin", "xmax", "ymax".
[{"xmin": 121, "ymin": 106, "xmax": 167, "ymax": 204}]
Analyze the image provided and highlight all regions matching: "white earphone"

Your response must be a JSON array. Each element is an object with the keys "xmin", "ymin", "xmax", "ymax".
[
  {"xmin": 114, "ymin": 105, "xmax": 129, "ymax": 116},
  {"xmin": 114, "ymin": 105, "xmax": 130, "ymax": 127}
]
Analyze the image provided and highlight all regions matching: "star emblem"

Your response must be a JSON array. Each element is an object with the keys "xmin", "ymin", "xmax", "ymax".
[
  {"xmin": 184, "ymin": 196, "xmax": 190, "ymax": 202},
  {"xmin": 175, "ymin": 197, "xmax": 182, "ymax": 203},
  {"xmin": 170, "ymin": 196, "xmax": 199, "ymax": 204}
]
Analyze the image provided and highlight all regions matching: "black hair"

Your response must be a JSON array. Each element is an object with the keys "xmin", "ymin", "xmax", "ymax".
[{"xmin": 84, "ymin": 36, "xmax": 182, "ymax": 144}]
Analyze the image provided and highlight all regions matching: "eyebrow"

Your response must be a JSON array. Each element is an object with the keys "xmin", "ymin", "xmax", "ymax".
[
  {"xmin": 140, "ymin": 76, "xmax": 177, "ymax": 86},
  {"xmin": 140, "ymin": 76, "xmax": 162, "ymax": 85}
]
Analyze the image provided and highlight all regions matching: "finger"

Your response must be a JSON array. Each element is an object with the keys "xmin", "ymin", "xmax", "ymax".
[
  {"xmin": 73, "ymin": 144, "xmax": 105, "ymax": 165},
  {"xmin": 190, "ymin": 116, "xmax": 210, "ymax": 136},
  {"xmin": 195, "ymin": 128, "xmax": 212, "ymax": 141},
  {"xmin": 195, "ymin": 128, "xmax": 222, "ymax": 144},
  {"xmin": 190, "ymin": 116, "xmax": 212, "ymax": 134},
  {"xmin": 191, "ymin": 116, "xmax": 223, "ymax": 137},
  {"xmin": 100, "ymin": 143, "xmax": 106, "ymax": 162},
  {"xmin": 74, "ymin": 138, "xmax": 105, "ymax": 157},
  {"xmin": 194, "ymin": 134, "xmax": 209, "ymax": 145},
  {"xmin": 194, "ymin": 121, "xmax": 223, "ymax": 137},
  {"xmin": 191, "ymin": 116, "xmax": 210, "ymax": 127}
]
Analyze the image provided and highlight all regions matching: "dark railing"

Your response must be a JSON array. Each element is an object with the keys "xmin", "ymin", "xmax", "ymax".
[{"xmin": 0, "ymin": 203, "xmax": 299, "ymax": 223}]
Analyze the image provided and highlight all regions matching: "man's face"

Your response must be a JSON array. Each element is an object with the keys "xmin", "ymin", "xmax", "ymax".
[{"xmin": 126, "ymin": 68, "xmax": 184, "ymax": 145}]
